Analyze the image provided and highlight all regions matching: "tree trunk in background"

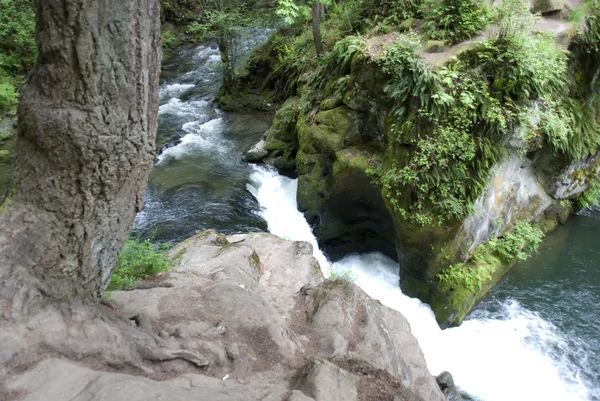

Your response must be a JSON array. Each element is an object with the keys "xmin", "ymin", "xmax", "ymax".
[
  {"xmin": 312, "ymin": 1, "xmax": 323, "ymax": 56},
  {"xmin": 219, "ymin": 31, "xmax": 236, "ymax": 93},
  {"xmin": 0, "ymin": 0, "xmax": 161, "ymax": 319}
]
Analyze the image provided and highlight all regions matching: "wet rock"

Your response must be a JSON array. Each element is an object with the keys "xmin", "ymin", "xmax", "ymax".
[
  {"xmin": 295, "ymin": 358, "xmax": 358, "ymax": 401},
  {"xmin": 531, "ymin": 0, "xmax": 563, "ymax": 14},
  {"xmin": 244, "ymin": 139, "xmax": 269, "ymax": 162},
  {"xmin": 437, "ymin": 371, "xmax": 463, "ymax": 401}
]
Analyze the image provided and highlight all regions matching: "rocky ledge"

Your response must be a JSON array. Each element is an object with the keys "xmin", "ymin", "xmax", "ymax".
[{"xmin": 2, "ymin": 230, "xmax": 446, "ymax": 401}]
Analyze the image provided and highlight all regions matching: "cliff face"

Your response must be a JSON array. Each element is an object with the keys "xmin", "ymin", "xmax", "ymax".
[
  {"xmin": 246, "ymin": 2, "xmax": 600, "ymax": 326},
  {"xmin": 4, "ymin": 230, "xmax": 445, "ymax": 401}
]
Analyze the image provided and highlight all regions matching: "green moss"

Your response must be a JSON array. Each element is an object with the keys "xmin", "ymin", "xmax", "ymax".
[
  {"xmin": 431, "ymin": 221, "xmax": 544, "ymax": 325},
  {"xmin": 333, "ymin": 147, "xmax": 379, "ymax": 176},
  {"xmin": 0, "ymin": 149, "xmax": 13, "ymax": 165},
  {"xmin": 424, "ymin": 40, "xmax": 446, "ymax": 53},
  {"xmin": 399, "ymin": 18, "xmax": 416, "ymax": 32},
  {"xmin": 298, "ymin": 107, "xmax": 360, "ymax": 155}
]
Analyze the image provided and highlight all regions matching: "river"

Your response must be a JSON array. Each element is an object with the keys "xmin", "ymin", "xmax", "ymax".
[{"xmin": 136, "ymin": 36, "xmax": 599, "ymax": 401}]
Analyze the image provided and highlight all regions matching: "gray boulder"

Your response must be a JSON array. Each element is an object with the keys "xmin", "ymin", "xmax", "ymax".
[
  {"xmin": 531, "ymin": 0, "xmax": 564, "ymax": 14},
  {"xmin": 295, "ymin": 358, "xmax": 358, "ymax": 401}
]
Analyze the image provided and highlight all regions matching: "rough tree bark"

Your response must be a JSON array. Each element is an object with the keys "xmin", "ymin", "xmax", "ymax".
[
  {"xmin": 312, "ymin": 1, "xmax": 324, "ymax": 56},
  {"xmin": 0, "ymin": 0, "xmax": 161, "ymax": 319}
]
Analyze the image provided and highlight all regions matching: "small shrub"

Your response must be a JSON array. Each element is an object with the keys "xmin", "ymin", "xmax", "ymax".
[
  {"xmin": 438, "ymin": 221, "xmax": 544, "ymax": 291},
  {"xmin": 437, "ymin": 263, "xmax": 482, "ymax": 291},
  {"xmin": 161, "ymin": 30, "xmax": 180, "ymax": 51},
  {"xmin": 108, "ymin": 237, "xmax": 172, "ymax": 291},
  {"xmin": 329, "ymin": 267, "xmax": 358, "ymax": 282},
  {"xmin": 484, "ymin": 221, "xmax": 544, "ymax": 262}
]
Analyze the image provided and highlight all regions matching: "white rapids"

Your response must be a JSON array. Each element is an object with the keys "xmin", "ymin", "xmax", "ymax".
[{"xmin": 247, "ymin": 166, "xmax": 594, "ymax": 401}]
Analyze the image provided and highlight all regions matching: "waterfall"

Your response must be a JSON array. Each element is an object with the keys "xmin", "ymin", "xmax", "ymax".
[{"xmin": 247, "ymin": 165, "xmax": 594, "ymax": 401}]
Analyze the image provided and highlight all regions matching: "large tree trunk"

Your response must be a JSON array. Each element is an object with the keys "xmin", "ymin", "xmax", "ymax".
[
  {"xmin": 312, "ymin": 1, "xmax": 323, "ymax": 56},
  {"xmin": 0, "ymin": 0, "xmax": 161, "ymax": 319}
]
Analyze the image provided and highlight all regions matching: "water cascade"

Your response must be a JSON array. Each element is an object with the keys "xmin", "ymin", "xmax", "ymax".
[
  {"xmin": 247, "ymin": 167, "xmax": 596, "ymax": 401},
  {"xmin": 138, "ymin": 36, "xmax": 599, "ymax": 401}
]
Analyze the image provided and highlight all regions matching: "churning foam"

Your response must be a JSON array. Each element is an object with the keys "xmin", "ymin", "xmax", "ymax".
[
  {"xmin": 248, "ymin": 165, "xmax": 593, "ymax": 401},
  {"xmin": 159, "ymin": 83, "xmax": 195, "ymax": 100},
  {"xmin": 157, "ymin": 118, "xmax": 226, "ymax": 163},
  {"xmin": 158, "ymin": 98, "xmax": 210, "ymax": 117},
  {"xmin": 247, "ymin": 166, "xmax": 330, "ymax": 274}
]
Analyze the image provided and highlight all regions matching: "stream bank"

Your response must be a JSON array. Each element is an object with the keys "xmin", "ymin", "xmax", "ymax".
[{"xmin": 135, "ymin": 32, "xmax": 599, "ymax": 400}]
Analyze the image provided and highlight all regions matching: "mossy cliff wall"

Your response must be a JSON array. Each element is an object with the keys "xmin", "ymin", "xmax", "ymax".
[{"xmin": 246, "ymin": 2, "xmax": 600, "ymax": 327}]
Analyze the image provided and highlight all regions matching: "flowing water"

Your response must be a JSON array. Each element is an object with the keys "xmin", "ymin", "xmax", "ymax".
[
  {"xmin": 135, "ymin": 29, "xmax": 273, "ymax": 243},
  {"xmin": 138, "ymin": 36, "xmax": 600, "ymax": 401}
]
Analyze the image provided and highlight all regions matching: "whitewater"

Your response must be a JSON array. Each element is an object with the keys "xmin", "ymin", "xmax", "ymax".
[{"xmin": 247, "ymin": 167, "xmax": 594, "ymax": 401}]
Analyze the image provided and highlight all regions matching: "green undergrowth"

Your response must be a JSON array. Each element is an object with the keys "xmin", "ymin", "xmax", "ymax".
[
  {"xmin": 579, "ymin": 178, "xmax": 600, "ymax": 209},
  {"xmin": 437, "ymin": 221, "xmax": 544, "ymax": 292},
  {"xmin": 368, "ymin": 0, "xmax": 600, "ymax": 227},
  {"xmin": 0, "ymin": 0, "xmax": 36, "ymax": 114},
  {"xmin": 421, "ymin": 0, "xmax": 492, "ymax": 44},
  {"xmin": 108, "ymin": 237, "xmax": 172, "ymax": 291},
  {"xmin": 329, "ymin": 266, "xmax": 358, "ymax": 282}
]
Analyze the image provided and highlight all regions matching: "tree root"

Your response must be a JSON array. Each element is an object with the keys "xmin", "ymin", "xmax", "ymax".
[{"xmin": 141, "ymin": 349, "xmax": 209, "ymax": 368}]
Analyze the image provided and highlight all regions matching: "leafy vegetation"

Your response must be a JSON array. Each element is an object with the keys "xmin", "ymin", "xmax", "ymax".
[
  {"xmin": 329, "ymin": 266, "xmax": 358, "ymax": 282},
  {"xmin": 0, "ymin": 0, "xmax": 35, "ymax": 113},
  {"xmin": 421, "ymin": 0, "xmax": 491, "ymax": 44},
  {"xmin": 438, "ymin": 222, "xmax": 544, "ymax": 291},
  {"xmin": 365, "ymin": 0, "xmax": 599, "ymax": 226},
  {"xmin": 108, "ymin": 237, "xmax": 172, "ymax": 291},
  {"xmin": 371, "ymin": 32, "xmax": 506, "ymax": 225},
  {"xmin": 579, "ymin": 178, "xmax": 600, "ymax": 209}
]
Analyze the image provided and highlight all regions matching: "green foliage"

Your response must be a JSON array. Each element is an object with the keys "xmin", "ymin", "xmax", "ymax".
[
  {"xmin": 366, "ymin": 0, "xmax": 423, "ymax": 22},
  {"xmin": 375, "ymin": 35, "xmax": 505, "ymax": 225},
  {"xmin": 372, "ymin": 0, "xmax": 600, "ymax": 226},
  {"xmin": 0, "ymin": 0, "xmax": 36, "ymax": 73},
  {"xmin": 437, "ymin": 263, "xmax": 482, "ymax": 291},
  {"xmin": 0, "ymin": 0, "xmax": 36, "ymax": 113},
  {"xmin": 108, "ymin": 237, "xmax": 172, "ymax": 291},
  {"xmin": 578, "ymin": 178, "xmax": 600, "ymax": 209},
  {"xmin": 276, "ymin": 0, "xmax": 311, "ymax": 24},
  {"xmin": 306, "ymin": 35, "xmax": 366, "ymax": 100},
  {"xmin": 484, "ymin": 221, "xmax": 544, "ymax": 262},
  {"xmin": 329, "ymin": 267, "xmax": 357, "ymax": 282},
  {"xmin": 421, "ymin": 0, "xmax": 491, "ymax": 44},
  {"xmin": 161, "ymin": 30, "xmax": 180, "ymax": 51},
  {"xmin": 0, "ymin": 72, "xmax": 17, "ymax": 113},
  {"xmin": 438, "ymin": 221, "xmax": 543, "ymax": 291}
]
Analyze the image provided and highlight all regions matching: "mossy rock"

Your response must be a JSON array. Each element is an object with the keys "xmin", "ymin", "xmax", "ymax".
[
  {"xmin": 0, "ymin": 150, "xmax": 13, "ymax": 166},
  {"xmin": 531, "ymin": 0, "xmax": 564, "ymax": 14},
  {"xmin": 332, "ymin": 147, "xmax": 378, "ymax": 179},
  {"xmin": 298, "ymin": 107, "xmax": 361, "ymax": 155},
  {"xmin": 398, "ymin": 18, "xmax": 416, "ymax": 32},
  {"xmin": 424, "ymin": 40, "xmax": 446, "ymax": 53}
]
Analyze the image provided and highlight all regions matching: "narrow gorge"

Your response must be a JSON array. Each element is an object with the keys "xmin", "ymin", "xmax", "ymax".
[{"xmin": 0, "ymin": 0, "xmax": 599, "ymax": 400}]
